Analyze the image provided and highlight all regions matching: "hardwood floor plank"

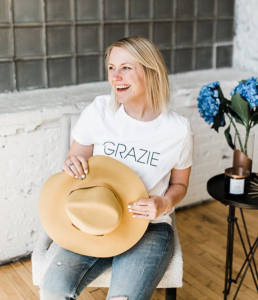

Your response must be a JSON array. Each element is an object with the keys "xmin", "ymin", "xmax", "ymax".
[
  {"xmin": 1, "ymin": 264, "xmax": 38, "ymax": 300},
  {"xmin": 78, "ymin": 288, "xmax": 97, "ymax": 300},
  {"xmin": 177, "ymin": 287, "xmax": 199, "ymax": 300},
  {"xmin": 90, "ymin": 288, "xmax": 108, "ymax": 300},
  {"xmin": 179, "ymin": 279, "xmax": 209, "ymax": 300},
  {"xmin": 183, "ymin": 271, "xmax": 220, "ymax": 300},
  {"xmin": 0, "ymin": 267, "xmax": 28, "ymax": 300},
  {"xmin": 0, "ymin": 285, "xmax": 10, "ymax": 300},
  {"xmin": 11, "ymin": 261, "xmax": 40, "ymax": 298},
  {"xmin": 20, "ymin": 257, "xmax": 33, "ymax": 274},
  {"xmin": 183, "ymin": 263, "xmax": 223, "ymax": 298},
  {"xmin": 151, "ymin": 288, "xmax": 165, "ymax": 299}
]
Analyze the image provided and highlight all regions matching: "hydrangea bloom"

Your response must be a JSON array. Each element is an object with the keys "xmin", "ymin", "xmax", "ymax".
[
  {"xmin": 197, "ymin": 81, "xmax": 222, "ymax": 124},
  {"xmin": 230, "ymin": 76, "xmax": 258, "ymax": 109}
]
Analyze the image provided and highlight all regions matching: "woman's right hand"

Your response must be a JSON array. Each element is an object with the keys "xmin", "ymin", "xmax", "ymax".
[
  {"xmin": 62, "ymin": 141, "xmax": 93, "ymax": 179},
  {"xmin": 62, "ymin": 155, "xmax": 88, "ymax": 179}
]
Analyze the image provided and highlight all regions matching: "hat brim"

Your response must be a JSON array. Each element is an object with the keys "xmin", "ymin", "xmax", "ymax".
[{"xmin": 39, "ymin": 155, "xmax": 149, "ymax": 257}]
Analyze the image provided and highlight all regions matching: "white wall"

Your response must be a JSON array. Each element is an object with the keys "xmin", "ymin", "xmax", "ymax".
[
  {"xmin": 234, "ymin": 0, "xmax": 258, "ymax": 73},
  {"xmin": 1, "ymin": 68, "xmax": 257, "ymax": 263}
]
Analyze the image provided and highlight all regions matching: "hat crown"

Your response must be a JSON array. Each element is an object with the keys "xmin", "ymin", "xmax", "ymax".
[{"xmin": 66, "ymin": 186, "xmax": 122, "ymax": 236}]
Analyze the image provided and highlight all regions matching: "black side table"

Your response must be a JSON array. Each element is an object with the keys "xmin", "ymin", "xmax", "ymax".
[{"xmin": 207, "ymin": 173, "xmax": 258, "ymax": 300}]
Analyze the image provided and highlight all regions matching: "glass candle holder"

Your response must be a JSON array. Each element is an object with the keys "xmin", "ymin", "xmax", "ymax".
[{"xmin": 225, "ymin": 167, "xmax": 250, "ymax": 195}]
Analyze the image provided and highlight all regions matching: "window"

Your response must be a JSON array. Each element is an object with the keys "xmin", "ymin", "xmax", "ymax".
[{"xmin": 0, "ymin": 0, "xmax": 235, "ymax": 92}]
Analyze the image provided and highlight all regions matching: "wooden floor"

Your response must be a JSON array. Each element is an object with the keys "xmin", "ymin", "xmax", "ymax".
[{"xmin": 0, "ymin": 201, "xmax": 257, "ymax": 300}]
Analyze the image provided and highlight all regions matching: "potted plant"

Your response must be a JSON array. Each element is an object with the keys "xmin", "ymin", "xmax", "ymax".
[{"xmin": 197, "ymin": 77, "xmax": 258, "ymax": 172}]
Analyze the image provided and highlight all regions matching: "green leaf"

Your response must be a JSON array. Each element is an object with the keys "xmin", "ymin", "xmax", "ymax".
[
  {"xmin": 211, "ymin": 108, "xmax": 225, "ymax": 132},
  {"xmin": 227, "ymin": 106, "xmax": 244, "ymax": 126},
  {"xmin": 235, "ymin": 117, "xmax": 245, "ymax": 126},
  {"xmin": 217, "ymin": 85, "xmax": 225, "ymax": 99},
  {"xmin": 218, "ymin": 86, "xmax": 230, "ymax": 108},
  {"xmin": 231, "ymin": 92, "xmax": 250, "ymax": 126},
  {"xmin": 250, "ymin": 111, "xmax": 258, "ymax": 127},
  {"xmin": 211, "ymin": 117, "xmax": 221, "ymax": 132},
  {"xmin": 224, "ymin": 123, "xmax": 235, "ymax": 150}
]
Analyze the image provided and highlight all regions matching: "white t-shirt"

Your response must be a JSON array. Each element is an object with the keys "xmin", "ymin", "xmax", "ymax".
[{"xmin": 72, "ymin": 95, "xmax": 194, "ymax": 225}]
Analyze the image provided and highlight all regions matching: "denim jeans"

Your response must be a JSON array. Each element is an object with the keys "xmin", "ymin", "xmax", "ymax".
[{"xmin": 40, "ymin": 223, "xmax": 174, "ymax": 300}]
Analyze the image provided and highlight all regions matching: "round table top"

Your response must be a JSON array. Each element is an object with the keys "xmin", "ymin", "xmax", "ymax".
[{"xmin": 207, "ymin": 173, "xmax": 258, "ymax": 210}]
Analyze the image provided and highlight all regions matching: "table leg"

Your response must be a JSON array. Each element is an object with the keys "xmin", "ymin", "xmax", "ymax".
[
  {"xmin": 223, "ymin": 207, "xmax": 258, "ymax": 300},
  {"xmin": 233, "ymin": 237, "xmax": 258, "ymax": 299},
  {"xmin": 224, "ymin": 206, "xmax": 236, "ymax": 299},
  {"xmin": 240, "ymin": 209, "xmax": 258, "ymax": 284}
]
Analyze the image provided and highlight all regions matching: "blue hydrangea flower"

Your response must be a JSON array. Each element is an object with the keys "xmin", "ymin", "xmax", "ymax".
[
  {"xmin": 230, "ymin": 77, "xmax": 258, "ymax": 109},
  {"xmin": 197, "ymin": 81, "xmax": 222, "ymax": 125}
]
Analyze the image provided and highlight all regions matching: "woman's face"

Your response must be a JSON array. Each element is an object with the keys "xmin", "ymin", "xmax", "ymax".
[{"xmin": 107, "ymin": 46, "xmax": 147, "ymax": 107}]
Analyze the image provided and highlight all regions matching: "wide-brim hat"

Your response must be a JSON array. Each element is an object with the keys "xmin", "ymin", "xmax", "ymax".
[{"xmin": 39, "ymin": 155, "xmax": 149, "ymax": 257}]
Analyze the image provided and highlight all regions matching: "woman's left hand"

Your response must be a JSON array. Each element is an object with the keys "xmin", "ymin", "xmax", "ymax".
[{"xmin": 127, "ymin": 195, "xmax": 170, "ymax": 220}]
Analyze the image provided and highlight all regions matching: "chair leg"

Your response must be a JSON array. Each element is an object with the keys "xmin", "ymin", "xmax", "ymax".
[{"xmin": 165, "ymin": 288, "xmax": 177, "ymax": 300}]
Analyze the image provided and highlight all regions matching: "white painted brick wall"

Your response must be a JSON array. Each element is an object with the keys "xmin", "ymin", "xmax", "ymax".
[
  {"xmin": 234, "ymin": 0, "xmax": 258, "ymax": 73},
  {"xmin": 0, "ymin": 69, "xmax": 257, "ymax": 263}
]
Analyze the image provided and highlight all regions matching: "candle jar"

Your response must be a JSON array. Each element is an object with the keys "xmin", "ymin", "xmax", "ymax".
[{"xmin": 224, "ymin": 167, "xmax": 250, "ymax": 195}]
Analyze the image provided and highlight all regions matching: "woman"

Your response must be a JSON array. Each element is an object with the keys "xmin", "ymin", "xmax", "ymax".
[{"xmin": 40, "ymin": 36, "xmax": 193, "ymax": 300}]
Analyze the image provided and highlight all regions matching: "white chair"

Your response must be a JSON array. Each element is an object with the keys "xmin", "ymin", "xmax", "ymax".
[{"xmin": 32, "ymin": 114, "xmax": 183, "ymax": 300}]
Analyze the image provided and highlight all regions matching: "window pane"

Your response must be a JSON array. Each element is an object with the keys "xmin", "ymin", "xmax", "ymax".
[
  {"xmin": 196, "ymin": 47, "xmax": 213, "ymax": 70},
  {"xmin": 129, "ymin": 23, "xmax": 150, "ymax": 39},
  {"xmin": 48, "ymin": 58, "xmax": 75, "ymax": 87},
  {"xmin": 0, "ymin": 62, "xmax": 13, "ymax": 92},
  {"xmin": 216, "ymin": 20, "xmax": 234, "ymax": 42},
  {"xmin": 13, "ymin": 0, "xmax": 43, "ymax": 23},
  {"xmin": 46, "ymin": 0, "xmax": 72, "ymax": 22},
  {"xmin": 15, "ymin": 27, "xmax": 44, "ymax": 57},
  {"xmin": 104, "ymin": 0, "xmax": 126, "ymax": 20},
  {"xmin": 77, "ymin": 25, "xmax": 101, "ymax": 53},
  {"xmin": 0, "ymin": 0, "xmax": 10, "ymax": 23},
  {"xmin": 177, "ymin": 0, "xmax": 195, "ymax": 17},
  {"xmin": 16, "ymin": 60, "xmax": 45, "ymax": 90},
  {"xmin": 216, "ymin": 46, "xmax": 233, "ymax": 68},
  {"xmin": 154, "ymin": 22, "xmax": 172, "ymax": 48},
  {"xmin": 0, "ymin": 28, "xmax": 12, "ymax": 58},
  {"xmin": 176, "ymin": 22, "xmax": 194, "ymax": 46},
  {"xmin": 76, "ymin": 0, "xmax": 101, "ymax": 21},
  {"xmin": 154, "ymin": 0, "xmax": 174, "ymax": 18},
  {"xmin": 77, "ymin": 56, "xmax": 101, "ymax": 83},
  {"xmin": 130, "ymin": 0, "xmax": 150, "ymax": 20},
  {"xmin": 198, "ymin": 0, "xmax": 215, "ymax": 17},
  {"xmin": 104, "ymin": 24, "xmax": 126, "ymax": 49},
  {"xmin": 175, "ymin": 48, "xmax": 193, "ymax": 73},
  {"xmin": 47, "ymin": 26, "xmax": 73, "ymax": 56},
  {"xmin": 197, "ymin": 21, "xmax": 214, "ymax": 44},
  {"xmin": 218, "ymin": 0, "xmax": 235, "ymax": 17}
]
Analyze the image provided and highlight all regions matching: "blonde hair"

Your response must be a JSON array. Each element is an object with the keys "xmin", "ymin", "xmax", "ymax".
[{"xmin": 105, "ymin": 36, "xmax": 170, "ymax": 113}]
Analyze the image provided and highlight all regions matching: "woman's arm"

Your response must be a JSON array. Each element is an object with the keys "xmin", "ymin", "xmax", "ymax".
[
  {"xmin": 62, "ymin": 140, "xmax": 93, "ymax": 179},
  {"xmin": 128, "ymin": 167, "xmax": 191, "ymax": 219},
  {"xmin": 162, "ymin": 166, "xmax": 191, "ymax": 210}
]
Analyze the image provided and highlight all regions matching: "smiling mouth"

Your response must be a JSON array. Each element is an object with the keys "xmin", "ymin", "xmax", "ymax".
[{"xmin": 116, "ymin": 85, "xmax": 130, "ymax": 92}]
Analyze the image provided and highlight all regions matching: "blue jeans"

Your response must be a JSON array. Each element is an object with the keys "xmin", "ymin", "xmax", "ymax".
[{"xmin": 40, "ymin": 223, "xmax": 174, "ymax": 300}]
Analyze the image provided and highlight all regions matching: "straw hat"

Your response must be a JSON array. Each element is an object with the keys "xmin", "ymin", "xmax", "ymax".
[{"xmin": 39, "ymin": 155, "xmax": 149, "ymax": 257}]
